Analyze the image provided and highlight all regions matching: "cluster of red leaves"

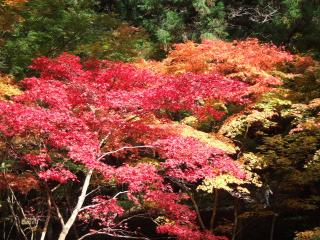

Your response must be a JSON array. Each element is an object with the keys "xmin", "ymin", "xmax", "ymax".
[
  {"xmin": 38, "ymin": 163, "xmax": 77, "ymax": 184},
  {"xmin": 115, "ymin": 163, "xmax": 164, "ymax": 192},
  {"xmin": 23, "ymin": 152, "xmax": 51, "ymax": 167},
  {"xmin": 0, "ymin": 173, "xmax": 39, "ymax": 194},
  {"xmin": 0, "ymin": 53, "xmax": 251, "ymax": 239},
  {"xmin": 79, "ymin": 196, "xmax": 124, "ymax": 228},
  {"xmin": 144, "ymin": 190, "xmax": 227, "ymax": 240},
  {"xmin": 155, "ymin": 136, "xmax": 245, "ymax": 182}
]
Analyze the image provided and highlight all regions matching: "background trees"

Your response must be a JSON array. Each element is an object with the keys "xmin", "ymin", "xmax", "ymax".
[
  {"xmin": 1, "ymin": 0, "xmax": 320, "ymax": 77},
  {"xmin": 225, "ymin": 0, "xmax": 320, "ymax": 57},
  {"xmin": 101, "ymin": 0, "xmax": 227, "ymax": 47},
  {"xmin": 0, "ymin": 0, "xmax": 120, "ymax": 77}
]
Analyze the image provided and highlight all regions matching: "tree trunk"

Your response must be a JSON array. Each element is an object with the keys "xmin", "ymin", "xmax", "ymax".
[
  {"xmin": 40, "ymin": 191, "xmax": 52, "ymax": 240},
  {"xmin": 57, "ymin": 169, "xmax": 93, "ymax": 240},
  {"xmin": 232, "ymin": 198, "xmax": 239, "ymax": 240},
  {"xmin": 270, "ymin": 213, "xmax": 277, "ymax": 240},
  {"xmin": 210, "ymin": 189, "xmax": 219, "ymax": 232}
]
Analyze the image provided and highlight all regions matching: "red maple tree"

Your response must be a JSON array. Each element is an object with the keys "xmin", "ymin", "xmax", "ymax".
[{"xmin": 0, "ymin": 52, "xmax": 269, "ymax": 240}]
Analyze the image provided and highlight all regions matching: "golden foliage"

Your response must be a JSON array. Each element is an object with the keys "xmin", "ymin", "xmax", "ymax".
[
  {"xmin": 197, "ymin": 174, "xmax": 249, "ymax": 193},
  {"xmin": 174, "ymin": 122, "xmax": 237, "ymax": 154},
  {"xmin": 0, "ymin": 74, "xmax": 21, "ymax": 99},
  {"xmin": 239, "ymin": 152, "xmax": 268, "ymax": 171},
  {"xmin": 219, "ymin": 93, "xmax": 292, "ymax": 138},
  {"xmin": 295, "ymin": 227, "xmax": 320, "ymax": 240},
  {"xmin": 135, "ymin": 39, "xmax": 293, "ymax": 91},
  {"xmin": 3, "ymin": 0, "xmax": 28, "ymax": 6}
]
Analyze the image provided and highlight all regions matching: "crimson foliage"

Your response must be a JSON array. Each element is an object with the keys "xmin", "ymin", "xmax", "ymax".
[{"xmin": 0, "ymin": 53, "xmax": 251, "ymax": 239}]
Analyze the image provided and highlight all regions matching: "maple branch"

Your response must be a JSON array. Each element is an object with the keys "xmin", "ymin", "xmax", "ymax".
[
  {"xmin": 57, "ymin": 169, "xmax": 93, "ymax": 240},
  {"xmin": 46, "ymin": 185, "xmax": 65, "ymax": 226},
  {"xmin": 78, "ymin": 204, "xmax": 98, "ymax": 212},
  {"xmin": 232, "ymin": 198, "xmax": 239, "ymax": 240},
  {"xmin": 270, "ymin": 213, "xmax": 278, "ymax": 240},
  {"xmin": 40, "ymin": 191, "xmax": 52, "ymax": 240},
  {"xmin": 80, "ymin": 191, "xmax": 129, "ymax": 211},
  {"xmin": 51, "ymin": 184, "xmax": 62, "ymax": 192},
  {"xmin": 112, "ymin": 190, "xmax": 128, "ymax": 199},
  {"xmin": 115, "ymin": 213, "xmax": 151, "ymax": 228},
  {"xmin": 98, "ymin": 114, "xmax": 139, "ymax": 149},
  {"xmin": 228, "ymin": 4, "xmax": 279, "ymax": 24},
  {"xmin": 85, "ymin": 186, "xmax": 101, "ymax": 197},
  {"xmin": 6, "ymin": 195, "xmax": 28, "ymax": 240},
  {"xmin": 5, "ymin": 221, "xmax": 15, "ymax": 240},
  {"xmin": 78, "ymin": 229, "xmax": 151, "ymax": 240},
  {"xmin": 8, "ymin": 187, "xmax": 36, "ymax": 238},
  {"xmin": 97, "ymin": 145, "xmax": 154, "ymax": 161},
  {"xmin": 99, "ymin": 133, "xmax": 111, "ymax": 148},
  {"xmin": 189, "ymin": 192, "xmax": 206, "ymax": 231}
]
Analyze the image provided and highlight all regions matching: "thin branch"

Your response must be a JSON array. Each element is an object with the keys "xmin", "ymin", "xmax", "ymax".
[
  {"xmin": 115, "ymin": 214, "xmax": 150, "ymax": 228},
  {"xmin": 79, "ymin": 203, "xmax": 99, "ymax": 212},
  {"xmin": 8, "ymin": 187, "xmax": 28, "ymax": 221},
  {"xmin": 189, "ymin": 192, "xmax": 206, "ymax": 230},
  {"xmin": 5, "ymin": 218, "xmax": 15, "ymax": 240},
  {"xmin": 51, "ymin": 184, "xmax": 62, "ymax": 192},
  {"xmin": 98, "ymin": 115, "xmax": 139, "ymax": 149},
  {"xmin": 8, "ymin": 187, "xmax": 35, "ymax": 238},
  {"xmin": 228, "ymin": 4, "xmax": 279, "ymax": 24},
  {"xmin": 40, "ymin": 190, "xmax": 52, "ymax": 240},
  {"xmin": 80, "ymin": 191, "xmax": 128, "ymax": 211},
  {"xmin": 97, "ymin": 145, "xmax": 154, "ymax": 161},
  {"xmin": 46, "ymin": 185, "xmax": 65, "ymax": 226},
  {"xmin": 78, "ymin": 229, "xmax": 151, "ymax": 240},
  {"xmin": 270, "ymin": 213, "xmax": 278, "ymax": 240},
  {"xmin": 85, "ymin": 186, "xmax": 101, "ymax": 197},
  {"xmin": 210, "ymin": 189, "xmax": 219, "ymax": 232},
  {"xmin": 99, "ymin": 133, "xmax": 111, "ymax": 148},
  {"xmin": 6, "ymin": 195, "xmax": 28, "ymax": 240},
  {"xmin": 112, "ymin": 191, "xmax": 129, "ymax": 199},
  {"xmin": 232, "ymin": 198, "xmax": 239, "ymax": 240}
]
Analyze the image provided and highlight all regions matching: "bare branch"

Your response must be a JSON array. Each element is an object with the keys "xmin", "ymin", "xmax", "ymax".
[
  {"xmin": 112, "ymin": 191, "xmax": 129, "ymax": 199},
  {"xmin": 85, "ymin": 186, "xmax": 101, "ymax": 197},
  {"xmin": 80, "ymin": 191, "xmax": 129, "ymax": 212},
  {"xmin": 6, "ymin": 195, "xmax": 28, "ymax": 240},
  {"xmin": 97, "ymin": 145, "xmax": 154, "ymax": 161},
  {"xmin": 78, "ymin": 228, "xmax": 151, "ymax": 240},
  {"xmin": 228, "ymin": 4, "xmax": 279, "ymax": 24},
  {"xmin": 46, "ymin": 185, "xmax": 65, "ymax": 226},
  {"xmin": 40, "ymin": 190, "xmax": 52, "ymax": 240},
  {"xmin": 51, "ymin": 184, "xmax": 62, "ymax": 192}
]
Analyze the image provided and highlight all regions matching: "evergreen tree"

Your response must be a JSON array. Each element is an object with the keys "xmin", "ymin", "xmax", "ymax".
[
  {"xmin": 0, "ymin": 0, "xmax": 118, "ymax": 77},
  {"xmin": 105, "ymin": 0, "xmax": 227, "ymax": 49}
]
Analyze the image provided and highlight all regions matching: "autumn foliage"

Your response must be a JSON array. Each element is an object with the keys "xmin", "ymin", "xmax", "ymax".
[
  {"xmin": 0, "ymin": 38, "xmax": 298, "ymax": 240},
  {"xmin": 137, "ymin": 39, "xmax": 293, "ymax": 94},
  {"xmin": 0, "ymin": 52, "xmax": 255, "ymax": 239}
]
